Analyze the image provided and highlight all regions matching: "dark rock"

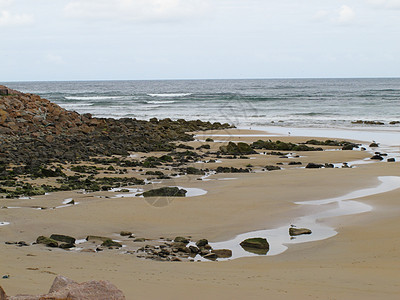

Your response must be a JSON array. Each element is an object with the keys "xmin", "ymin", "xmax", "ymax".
[
  {"xmin": 306, "ymin": 163, "xmax": 323, "ymax": 169},
  {"xmin": 370, "ymin": 155, "xmax": 383, "ymax": 160},
  {"xmin": 101, "ymin": 239, "xmax": 122, "ymax": 248},
  {"xmin": 203, "ymin": 253, "xmax": 218, "ymax": 261},
  {"xmin": 369, "ymin": 142, "xmax": 379, "ymax": 147},
  {"xmin": 211, "ymin": 249, "xmax": 232, "ymax": 258},
  {"xmin": 174, "ymin": 237, "xmax": 190, "ymax": 244},
  {"xmin": 240, "ymin": 238, "xmax": 269, "ymax": 255},
  {"xmin": 133, "ymin": 238, "xmax": 146, "ymax": 242},
  {"xmin": 387, "ymin": 158, "xmax": 395, "ymax": 162},
  {"xmin": 36, "ymin": 236, "xmax": 58, "ymax": 247},
  {"xmin": 219, "ymin": 142, "xmax": 257, "ymax": 155},
  {"xmin": 120, "ymin": 231, "xmax": 132, "ymax": 237},
  {"xmin": 196, "ymin": 239, "xmax": 209, "ymax": 247},
  {"xmin": 289, "ymin": 227, "xmax": 312, "ymax": 236},
  {"xmin": 142, "ymin": 187, "xmax": 187, "ymax": 197},
  {"xmin": 50, "ymin": 234, "xmax": 76, "ymax": 245},
  {"xmin": 264, "ymin": 165, "xmax": 281, "ymax": 171},
  {"xmin": 86, "ymin": 236, "xmax": 111, "ymax": 242}
]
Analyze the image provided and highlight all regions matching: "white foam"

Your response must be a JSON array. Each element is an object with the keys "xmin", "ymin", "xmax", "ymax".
[
  {"xmin": 206, "ymin": 176, "xmax": 400, "ymax": 260},
  {"xmin": 65, "ymin": 96, "xmax": 127, "ymax": 100},
  {"xmin": 148, "ymin": 93, "xmax": 191, "ymax": 97},
  {"xmin": 0, "ymin": 221, "xmax": 10, "ymax": 226}
]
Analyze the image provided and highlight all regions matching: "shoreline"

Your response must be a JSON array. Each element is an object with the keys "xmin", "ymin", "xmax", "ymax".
[{"xmin": 1, "ymin": 125, "xmax": 400, "ymax": 298}]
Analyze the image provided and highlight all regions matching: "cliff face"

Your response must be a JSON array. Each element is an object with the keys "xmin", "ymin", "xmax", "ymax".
[{"xmin": 0, "ymin": 85, "xmax": 232, "ymax": 164}]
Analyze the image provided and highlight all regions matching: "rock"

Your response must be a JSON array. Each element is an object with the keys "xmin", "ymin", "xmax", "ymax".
[
  {"xmin": 305, "ymin": 163, "xmax": 323, "ymax": 169},
  {"xmin": 240, "ymin": 238, "xmax": 269, "ymax": 255},
  {"xmin": 203, "ymin": 253, "xmax": 218, "ymax": 261},
  {"xmin": 188, "ymin": 245, "xmax": 200, "ymax": 254},
  {"xmin": 289, "ymin": 227, "xmax": 312, "ymax": 236},
  {"xmin": 211, "ymin": 249, "xmax": 232, "ymax": 258},
  {"xmin": 48, "ymin": 275, "xmax": 77, "ymax": 293},
  {"xmin": 86, "ymin": 236, "xmax": 111, "ymax": 242},
  {"xmin": 196, "ymin": 239, "xmax": 208, "ymax": 247},
  {"xmin": 120, "ymin": 231, "xmax": 132, "ymax": 237},
  {"xmin": 370, "ymin": 155, "xmax": 383, "ymax": 160},
  {"xmin": 7, "ymin": 275, "xmax": 126, "ymax": 300},
  {"xmin": 101, "ymin": 239, "xmax": 122, "ymax": 248},
  {"xmin": 50, "ymin": 234, "xmax": 76, "ymax": 245},
  {"xmin": 0, "ymin": 285, "xmax": 6, "ymax": 300},
  {"xmin": 59, "ymin": 242, "xmax": 75, "ymax": 249},
  {"xmin": 264, "ymin": 165, "xmax": 281, "ymax": 171},
  {"xmin": 133, "ymin": 238, "xmax": 146, "ymax": 242},
  {"xmin": 387, "ymin": 158, "xmax": 395, "ymax": 162},
  {"xmin": 174, "ymin": 237, "xmax": 189, "ymax": 244},
  {"xmin": 142, "ymin": 187, "xmax": 187, "ymax": 197},
  {"xmin": 36, "ymin": 236, "xmax": 58, "ymax": 247},
  {"xmin": 369, "ymin": 142, "xmax": 379, "ymax": 147},
  {"xmin": 219, "ymin": 142, "xmax": 257, "ymax": 155}
]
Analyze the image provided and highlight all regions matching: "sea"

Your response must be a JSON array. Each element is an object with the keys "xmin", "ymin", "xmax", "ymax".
[{"xmin": 5, "ymin": 78, "xmax": 400, "ymax": 129}]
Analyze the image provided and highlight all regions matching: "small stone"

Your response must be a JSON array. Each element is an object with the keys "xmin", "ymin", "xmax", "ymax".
[
  {"xmin": 196, "ymin": 239, "xmax": 208, "ymax": 247},
  {"xmin": 174, "ymin": 237, "xmax": 189, "ymax": 244},
  {"xmin": 289, "ymin": 227, "xmax": 312, "ymax": 236},
  {"xmin": 211, "ymin": 249, "xmax": 232, "ymax": 258},
  {"xmin": 203, "ymin": 253, "xmax": 218, "ymax": 261}
]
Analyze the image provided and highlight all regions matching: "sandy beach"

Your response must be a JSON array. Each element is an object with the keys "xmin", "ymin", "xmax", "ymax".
[{"xmin": 1, "ymin": 127, "xmax": 399, "ymax": 299}]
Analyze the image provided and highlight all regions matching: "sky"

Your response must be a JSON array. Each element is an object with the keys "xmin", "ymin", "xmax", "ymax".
[{"xmin": 1, "ymin": 0, "xmax": 400, "ymax": 81}]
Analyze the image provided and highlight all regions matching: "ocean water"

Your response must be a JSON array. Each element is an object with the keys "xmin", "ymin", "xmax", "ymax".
[{"xmin": 5, "ymin": 78, "xmax": 400, "ymax": 128}]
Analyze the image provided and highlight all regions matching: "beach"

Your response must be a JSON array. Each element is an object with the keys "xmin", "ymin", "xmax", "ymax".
[{"xmin": 1, "ymin": 125, "xmax": 400, "ymax": 299}]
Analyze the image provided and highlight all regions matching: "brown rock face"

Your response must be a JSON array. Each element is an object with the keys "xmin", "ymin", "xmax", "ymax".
[{"xmin": 5, "ymin": 275, "xmax": 126, "ymax": 300}]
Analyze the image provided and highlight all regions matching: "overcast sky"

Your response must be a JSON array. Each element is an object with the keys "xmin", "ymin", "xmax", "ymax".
[{"xmin": 1, "ymin": 0, "xmax": 400, "ymax": 81}]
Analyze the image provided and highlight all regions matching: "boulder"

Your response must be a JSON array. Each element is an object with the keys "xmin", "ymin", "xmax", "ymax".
[
  {"xmin": 289, "ymin": 227, "xmax": 312, "ymax": 236},
  {"xmin": 240, "ymin": 238, "xmax": 269, "ymax": 255},
  {"xmin": 305, "ymin": 163, "xmax": 323, "ymax": 169},
  {"xmin": 174, "ymin": 236, "xmax": 189, "ymax": 244},
  {"xmin": 101, "ymin": 239, "xmax": 122, "ymax": 248},
  {"xmin": 119, "ymin": 231, "xmax": 132, "ymax": 237},
  {"xmin": 203, "ymin": 253, "xmax": 218, "ymax": 261},
  {"xmin": 142, "ymin": 187, "xmax": 187, "ymax": 197},
  {"xmin": 7, "ymin": 275, "xmax": 126, "ymax": 300},
  {"xmin": 50, "ymin": 234, "xmax": 76, "ymax": 245},
  {"xmin": 211, "ymin": 249, "xmax": 232, "ymax": 258},
  {"xmin": 36, "ymin": 236, "xmax": 58, "ymax": 247},
  {"xmin": 387, "ymin": 158, "xmax": 395, "ymax": 162},
  {"xmin": 370, "ymin": 155, "xmax": 383, "ymax": 160}
]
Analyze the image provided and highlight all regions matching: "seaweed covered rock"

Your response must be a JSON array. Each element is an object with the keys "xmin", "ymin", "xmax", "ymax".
[
  {"xmin": 36, "ymin": 236, "xmax": 59, "ymax": 247},
  {"xmin": 219, "ymin": 142, "xmax": 257, "ymax": 155},
  {"xmin": 252, "ymin": 140, "xmax": 323, "ymax": 151},
  {"xmin": 50, "ymin": 234, "xmax": 76, "ymax": 245},
  {"xmin": 239, "ymin": 238, "xmax": 269, "ymax": 255},
  {"xmin": 142, "ymin": 187, "xmax": 187, "ymax": 197}
]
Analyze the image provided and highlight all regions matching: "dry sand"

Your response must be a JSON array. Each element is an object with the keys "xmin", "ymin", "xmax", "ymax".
[{"xmin": 1, "ymin": 129, "xmax": 399, "ymax": 299}]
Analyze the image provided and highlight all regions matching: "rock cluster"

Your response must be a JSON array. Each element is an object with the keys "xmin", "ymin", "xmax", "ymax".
[
  {"xmin": 1, "ymin": 275, "xmax": 125, "ymax": 299},
  {"xmin": 136, "ymin": 237, "xmax": 232, "ymax": 261},
  {"xmin": 0, "ymin": 85, "xmax": 233, "ymax": 165}
]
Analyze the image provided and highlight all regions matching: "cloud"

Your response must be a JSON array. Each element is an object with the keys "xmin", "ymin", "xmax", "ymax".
[
  {"xmin": 367, "ymin": 0, "xmax": 400, "ymax": 9},
  {"xmin": 0, "ymin": 10, "xmax": 33, "ymax": 26},
  {"xmin": 64, "ymin": 0, "xmax": 209, "ymax": 22},
  {"xmin": 313, "ymin": 5, "xmax": 355, "ymax": 25},
  {"xmin": 337, "ymin": 5, "xmax": 355, "ymax": 24}
]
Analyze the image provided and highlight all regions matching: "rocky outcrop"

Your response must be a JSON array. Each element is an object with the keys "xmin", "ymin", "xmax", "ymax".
[
  {"xmin": 0, "ymin": 85, "xmax": 233, "ymax": 165},
  {"xmin": 3, "ymin": 275, "xmax": 125, "ymax": 300}
]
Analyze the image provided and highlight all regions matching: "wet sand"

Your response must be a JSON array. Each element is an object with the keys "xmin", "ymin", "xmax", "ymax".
[{"xmin": 1, "ymin": 128, "xmax": 400, "ymax": 299}]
